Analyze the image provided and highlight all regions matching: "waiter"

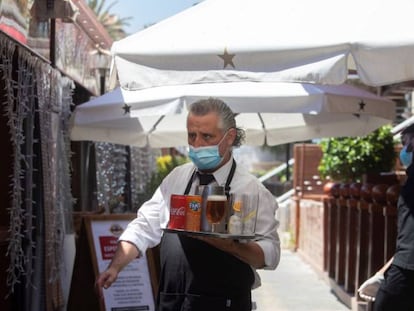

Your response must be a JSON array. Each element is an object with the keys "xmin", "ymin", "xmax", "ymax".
[{"xmin": 96, "ymin": 97, "xmax": 281, "ymax": 311}]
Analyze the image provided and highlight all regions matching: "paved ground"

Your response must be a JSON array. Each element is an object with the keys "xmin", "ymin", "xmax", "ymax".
[{"xmin": 252, "ymin": 249, "xmax": 350, "ymax": 311}]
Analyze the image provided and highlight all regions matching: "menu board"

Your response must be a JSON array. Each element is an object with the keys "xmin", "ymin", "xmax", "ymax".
[{"xmin": 84, "ymin": 215, "xmax": 157, "ymax": 311}]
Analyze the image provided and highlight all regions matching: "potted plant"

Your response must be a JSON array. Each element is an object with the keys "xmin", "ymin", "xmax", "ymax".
[{"xmin": 318, "ymin": 125, "xmax": 397, "ymax": 184}]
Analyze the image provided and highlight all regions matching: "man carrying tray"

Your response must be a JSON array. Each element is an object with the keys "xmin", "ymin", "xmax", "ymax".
[{"xmin": 96, "ymin": 97, "xmax": 281, "ymax": 311}]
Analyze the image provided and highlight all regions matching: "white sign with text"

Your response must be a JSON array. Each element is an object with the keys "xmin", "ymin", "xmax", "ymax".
[{"xmin": 91, "ymin": 219, "xmax": 155, "ymax": 311}]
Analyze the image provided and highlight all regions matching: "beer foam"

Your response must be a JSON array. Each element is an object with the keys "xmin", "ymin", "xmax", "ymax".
[{"xmin": 207, "ymin": 195, "xmax": 227, "ymax": 201}]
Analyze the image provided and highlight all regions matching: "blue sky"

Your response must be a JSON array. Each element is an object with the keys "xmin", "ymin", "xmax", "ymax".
[{"xmin": 110, "ymin": 0, "xmax": 202, "ymax": 35}]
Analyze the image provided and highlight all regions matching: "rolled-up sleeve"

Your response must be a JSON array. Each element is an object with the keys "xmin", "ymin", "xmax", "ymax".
[
  {"xmin": 254, "ymin": 185, "xmax": 281, "ymax": 270},
  {"xmin": 118, "ymin": 163, "xmax": 194, "ymax": 256},
  {"xmin": 119, "ymin": 187, "xmax": 167, "ymax": 255}
]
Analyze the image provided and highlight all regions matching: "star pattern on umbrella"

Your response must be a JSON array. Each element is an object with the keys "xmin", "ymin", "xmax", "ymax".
[
  {"xmin": 218, "ymin": 48, "xmax": 236, "ymax": 69},
  {"xmin": 122, "ymin": 103, "xmax": 131, "ymax": 114},
  {"xmin": 358, "ymin": 100, "xmax": 366, "ymax": 112}
]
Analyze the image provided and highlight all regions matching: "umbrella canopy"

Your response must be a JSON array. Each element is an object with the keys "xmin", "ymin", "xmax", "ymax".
[
  {"xmin": 70, "ymin": 82, "xmax": 395, "ymax": 147},
  {"xmin": 111, "ymin": 0, "xmax": 414, "ymax": 89}
]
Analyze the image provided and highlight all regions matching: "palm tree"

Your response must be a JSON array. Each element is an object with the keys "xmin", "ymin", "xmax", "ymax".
[{"xmin": 87, "ymin": 0, "xmax": 132, "ymax": 40}]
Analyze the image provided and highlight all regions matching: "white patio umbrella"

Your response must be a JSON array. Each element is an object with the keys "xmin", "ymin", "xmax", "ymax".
[
  {"xmin": 70, "ymin": 82, "xmax": 395, "ymax": 147},
  {"xmin": 110, "ymin": 0, "xmax": 414, "ymax": 90}
]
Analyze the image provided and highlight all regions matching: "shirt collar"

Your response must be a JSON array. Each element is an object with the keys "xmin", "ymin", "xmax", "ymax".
[{"xmin": 209, "ymin": 157, "xmax": 234, "ymax": 186}]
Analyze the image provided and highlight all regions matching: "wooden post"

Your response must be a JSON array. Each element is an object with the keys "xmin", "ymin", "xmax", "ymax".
[
  {"xmin": 344, "ymin": 183, "xmax": 361, "ymax": 294},
  {"xmin": 335, "ymin": 183, "xmax": 349, "ymax": 286},
  {"xmin": 355, "ymin": 183, "xmax": 373, "ymax": 291},
  {"xmin": 384, "ymin": 184, "xmax": 399, "ymax": 263},
  {"xmin": 367, "ymin": 184, "xmax": 387, "ymax": 276},
  {"xmin": 327, "ymin": 183, "xmax": 340, "ymax": 279}
]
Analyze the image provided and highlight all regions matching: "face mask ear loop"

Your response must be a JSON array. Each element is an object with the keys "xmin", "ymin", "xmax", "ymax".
[
  {"xmin": 217, "ymin": 129, "xmax": 232, "ymax": 156},
  {"xmin": 217, "ymin": 130, "xmax": 229, "ymax": 145}
]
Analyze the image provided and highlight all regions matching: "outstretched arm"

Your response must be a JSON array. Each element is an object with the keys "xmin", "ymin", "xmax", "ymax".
[{"xmin": 96, "ymin": 241, "xmax": 140, "ymax": 294}]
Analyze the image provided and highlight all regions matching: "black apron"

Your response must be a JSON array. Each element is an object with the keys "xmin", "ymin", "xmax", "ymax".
[{"xmin": 157, "ymin": 160, "xmax": 254, "ymax": 311}]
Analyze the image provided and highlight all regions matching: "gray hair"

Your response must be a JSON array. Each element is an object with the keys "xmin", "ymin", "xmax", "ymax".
[{"xmin": 188, "ymin": 97, "xmax": 245, "ymax": 147}]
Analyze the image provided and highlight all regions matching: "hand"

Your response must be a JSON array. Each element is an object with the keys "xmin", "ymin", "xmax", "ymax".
[
  {"xmin": 95, "ymin": 267, "xmax": 119, "ymax": 297},
  {"xmin": 357, "ymin": 273, "xmax": 384, "ymax": 302}
]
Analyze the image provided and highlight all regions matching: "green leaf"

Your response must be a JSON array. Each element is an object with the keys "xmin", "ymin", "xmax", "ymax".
[{"xmin": 318, "ymin": 125, "xmax": 396, "ymax": 182}]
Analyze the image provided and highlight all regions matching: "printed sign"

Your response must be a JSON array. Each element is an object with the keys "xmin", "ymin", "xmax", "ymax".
[{"xmin": 86, "ymin": 216, "xmax": 156, "ymax": 311}]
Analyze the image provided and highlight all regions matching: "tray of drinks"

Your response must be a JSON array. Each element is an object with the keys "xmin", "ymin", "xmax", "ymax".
[{"xmin": 162, "ymin": 228, "xmax": 262, "ymax": 240}]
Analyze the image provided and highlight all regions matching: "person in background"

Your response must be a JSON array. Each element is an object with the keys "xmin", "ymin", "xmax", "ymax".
[
  {"xmin": 96, "ymin": 97, "xmax": 281, "ymax": 311},
  {"xmin": 358, "ymin": 123, "xmax": 414, "ymax": 310}
]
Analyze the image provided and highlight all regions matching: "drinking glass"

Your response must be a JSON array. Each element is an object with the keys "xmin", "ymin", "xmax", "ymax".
[
  {"xmin": 228, "ymin": 193, "xmax": 259, "ymax": 235},
  {"xmin": 241, "ymin": 193, "xmax": 259, "ymax": 235},
  {"xmin": 205, "ymin": 186, "xmax": 227, "ymax": 233}
]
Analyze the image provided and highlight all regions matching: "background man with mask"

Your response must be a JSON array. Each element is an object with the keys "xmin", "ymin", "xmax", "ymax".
[
  {"xmin": 358, "ymin": 123, "xmax": 414, "ymax": 310},
  {"xmin": 96, "ymin": 97, "xmax": 281, "ymax": 311}
]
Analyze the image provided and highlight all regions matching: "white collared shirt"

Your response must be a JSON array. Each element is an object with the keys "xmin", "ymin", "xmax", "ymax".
[{"xmin": 119, "ymin": 157, "xmax": 281, "ymax": 287}]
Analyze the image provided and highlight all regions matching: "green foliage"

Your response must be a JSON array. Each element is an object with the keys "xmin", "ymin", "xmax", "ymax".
[
  {"xmin": 139, "ymin": 155, "xmax": 189, "ymax": 204},
  {"xmin": 87, "ymin": 0, "xmax": 132, "ymax": 40},
  {"xmin": 318, "ymin": 125, "xmax": 396, "ymax": 182}
]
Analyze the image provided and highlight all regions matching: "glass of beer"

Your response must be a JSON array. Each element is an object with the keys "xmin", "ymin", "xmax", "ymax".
[{"xmin": 205, "ymin": 186, "xmax": 227, "ymax": 233}]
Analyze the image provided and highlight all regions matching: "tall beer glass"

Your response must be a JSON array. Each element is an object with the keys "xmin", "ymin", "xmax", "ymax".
[{"xmin": 205, "ymin": 186, "xmax": 227, "ymax": 233}]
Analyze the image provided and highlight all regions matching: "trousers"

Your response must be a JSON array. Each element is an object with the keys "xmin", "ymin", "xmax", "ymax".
[{"xmin": 374, "ymin": 264, "xmax": 414, "ymax": 311}]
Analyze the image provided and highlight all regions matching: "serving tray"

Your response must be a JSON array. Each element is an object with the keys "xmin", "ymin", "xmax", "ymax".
[{"xmin": 162, "ymin": 228, "xmax": 262, "ymax": 240}]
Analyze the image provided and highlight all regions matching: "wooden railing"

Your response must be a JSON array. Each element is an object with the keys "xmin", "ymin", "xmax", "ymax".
[{"xmin": 296, "ymin": 181, "xmax": 400, "ymax": 310}]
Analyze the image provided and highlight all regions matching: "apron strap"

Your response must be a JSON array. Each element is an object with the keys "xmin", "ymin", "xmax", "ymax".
[
  {"xmin": 184, "ymin": 170, "xmax": 197, "ymax": 195},
  {"xmin": 225, "ymin": 159, "xmax": 236, "ymax": 198}
]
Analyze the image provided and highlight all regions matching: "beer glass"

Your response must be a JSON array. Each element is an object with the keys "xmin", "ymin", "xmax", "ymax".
[{"xmin": 205, "ymin": 186, "xmax": 227, "ymax": 232}]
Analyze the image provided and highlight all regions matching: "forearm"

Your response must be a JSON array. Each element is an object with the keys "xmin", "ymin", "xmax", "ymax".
[
  {"xmin": 197, "ymin": 236, "xmax": 265, "ymax": 268},
  {"xmin": 377, "ymin": 256, "xmax": 394, "ymax": 275},
  {"xmin": 109, "ymin": 240, "xmax": 141, "ymax": 272},
  {"xmin": 231, "ymin": 241, "xmax": 265, "ymax": 269}
]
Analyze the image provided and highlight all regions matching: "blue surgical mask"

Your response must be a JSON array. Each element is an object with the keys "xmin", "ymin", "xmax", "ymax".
[
  {"xmin": 399, "ymin": 145, "xmax": 412, "ymax": 168},
  {"xmin": 189, "ymin": 133, "xmax": 228, "ymax": 170}
]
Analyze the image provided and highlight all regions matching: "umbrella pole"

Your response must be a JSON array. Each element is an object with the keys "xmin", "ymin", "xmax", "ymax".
[
  {"xmin": 125, "ymin": 146, "xmax": 133, "ymax": 211},
  {"xmin": 285, "ymin": 143, "xmax": 291, "ymax": 182}
]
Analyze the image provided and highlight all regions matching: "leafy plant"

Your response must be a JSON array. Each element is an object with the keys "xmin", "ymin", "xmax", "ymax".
[
  {"xmin": 139, "ymin": 155, "xmax": 189, "ymax": 204},
  {"xmin": 318, "ymin": 125, "xmax": 396, "ymax": 182},
  {"xmin": 87, "ymin": 0, "xmax": 132, "ymax": 40}
]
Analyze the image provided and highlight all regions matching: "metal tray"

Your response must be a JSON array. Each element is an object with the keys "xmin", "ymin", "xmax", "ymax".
[{"xmin": 162, "ymin": 228, "xmax": 262, "ymax": 240}]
